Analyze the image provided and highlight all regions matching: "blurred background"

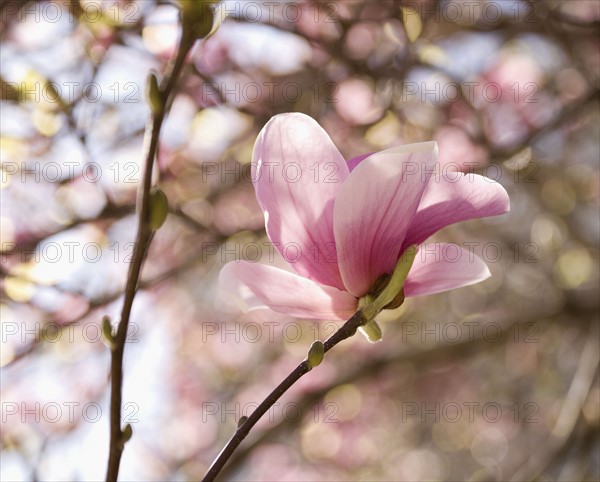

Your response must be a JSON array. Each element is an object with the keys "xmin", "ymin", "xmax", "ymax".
[{"xmin": 1, "ymin": 0, "xmax": 599, "ymax": 480}]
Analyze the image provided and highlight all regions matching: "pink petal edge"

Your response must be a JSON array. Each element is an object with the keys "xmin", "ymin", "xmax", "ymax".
[
  {"xmin": 403, "ymin": 243, "xmax": 491, "ymax": 297},
  {"xmin": 403, "ymin": 173, "xmax": 510, "ymax": 248},
  {"xmin": 219, "ymin": 260, "xmax": 358, "ymax": 320},
  {"xmin": 252, "ymin": 113, "xmax": 349, "ymax": 289}
]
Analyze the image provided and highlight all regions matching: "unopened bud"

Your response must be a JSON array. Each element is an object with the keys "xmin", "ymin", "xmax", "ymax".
[
  {"xmin": 307, "ymin": 340, "xmax": 325, "ymax": 368},
  {"xmin": 146, "ymin": 72, "xmax": 163, "ymax": 115},
  {"xmin": 122, "ymin": 423, "xmax": 133, "ymax": 443},
  {"xmin": 101, "ymin": 316, "xmax": 116, "ymax": 350},
  {"xmin": 179, "ymin": 0, "xmax": 218, "ymax": 39},
  {"xmin": 148, "ymin": 188, "xmax": 169, "ymax": 231},
  {"xmin": 237, "ymin": 416, "xmax": 248, "ymax": 428}
]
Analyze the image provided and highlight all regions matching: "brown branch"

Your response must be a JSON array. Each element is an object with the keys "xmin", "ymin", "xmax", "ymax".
[
  {"xmin": 214, "ymin": 317, "xmax": 527, "ymax": 479},
  {"xmin": 201, "ymin": 310, "xmax": 368, "ymax": 482},
  {"xmin": 104, "ymin": 17, "xmax": 197, "ymax": 482}
]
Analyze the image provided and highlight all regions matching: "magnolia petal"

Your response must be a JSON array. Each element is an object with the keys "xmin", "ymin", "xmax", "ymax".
[
  {"xmin": 333, "ymin": 142, "xmax": 438, "ymax": 297},
  {"xmin": 252, "ymin": 113, "xmax": 349, "ymax": 289},
  {"xmin": 403, "ymin": 173, "xmax": 510, "ymax": 247},
  {"xmin": 346, "ymin": 153, "xmax": 372, "ymax": 172},
  {"xmin": 403, "ymin": 243, "xmax": 491, "ymax": 297},
  {"xmin": 220, "ymin": 261, "xmax": 358, "ymax": 320},
  {"xmin": 219, "ymin": 260, "xmax": 269, "ymax": 312}
]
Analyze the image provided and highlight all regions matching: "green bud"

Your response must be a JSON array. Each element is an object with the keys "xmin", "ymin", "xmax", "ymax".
[
  {"xmin": 179, "ymin": 0, "xmax": 218, "ymax": 39},
  {"xmin": 101, "ymin": 316, "xmax": 116, "ymax": 350},
  {"xmin": 237, "ymin": 416, "xmax": 248, "ymax": 428},
  {"xmin": 194, "ymin": 8, "xmax": 215, "ymax": 38},
  {"xmin": 148, "ymin": 188, "xmax": 169, "ymax": 231},
  {"xmin": 307, "ymin": 340, "xmax": 325, "ymax": 368},
  {"xmin": 122, "ymin": 423, "xmax": 133, "ymax": 443},
  {"xmin": 146, "ymin": 72, "xmax": 163, "ymax": 115},
  {"xmin": 358, "ymin": 319, "xmax": 383, "ymax": 343},
  {"xmin": 179, "ymin": 0, "xmax": 218, "ymax": 17}
]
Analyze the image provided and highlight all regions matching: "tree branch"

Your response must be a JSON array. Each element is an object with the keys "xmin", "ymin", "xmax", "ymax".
[
  {"xmin": 201, "ymin": 310, "xmax": 367, "ymax": 482},
  {"xmin": 104, "ymin": 18, "xmax": 196, "ymax": 482}
]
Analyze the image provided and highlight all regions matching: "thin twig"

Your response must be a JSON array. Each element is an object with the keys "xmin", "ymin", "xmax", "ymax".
[
  {"xmin": 104, "ymin": 19, "xmax": 196, "ymax": 482},
  {"xmin": 201, "ymin": 310, "xmax": 367, "ymax": 482}
]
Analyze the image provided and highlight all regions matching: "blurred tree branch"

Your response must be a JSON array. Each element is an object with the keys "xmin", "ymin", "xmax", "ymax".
[{"xmin": 105, "ymin": 11, "xmax": 199, "ymax": 480}]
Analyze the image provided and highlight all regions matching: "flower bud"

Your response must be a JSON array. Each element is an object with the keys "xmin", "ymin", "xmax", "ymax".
[
  {"xmin": 101, "ymin": 315, "xmax": 116, "ymax": 350},
  {"xmin": 145, "ymin": 72, "xmax": 163, "ymax": 115},
  {"xmin": 307, "ymin": 340, "xmax": 325, "ymax": 368},
  {"xmin": 148, "ymin": 188, "xmax": 169, "ymax": 231},
  {"xmin": 179, "ymin": 0, "xmax": 218, "ymax": 39},
  {"xmin": 122, "ymin": 423, "xmax": 133, "ymax": 443},
  {"xmin": 237, "ymin": 416, "xmax": 248, "ymax": 428}
]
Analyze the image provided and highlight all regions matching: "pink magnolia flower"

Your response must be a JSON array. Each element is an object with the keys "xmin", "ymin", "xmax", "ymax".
[{"xmin": 220, "ymin": 113, "xmax": 509, "ymax": 321}]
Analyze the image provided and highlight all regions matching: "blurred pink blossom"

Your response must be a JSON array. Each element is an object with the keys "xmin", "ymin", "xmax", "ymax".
[
  {"xmin": 435, "ymin": 126, "xmax": 489, "ymax": 171},
  {"xmin": 334, "ymin": 78, "xmax": 384, "ymax": 125},
  {"xmin": 221, "ymin": 113, "xmax": 509, "ymax": 320}
]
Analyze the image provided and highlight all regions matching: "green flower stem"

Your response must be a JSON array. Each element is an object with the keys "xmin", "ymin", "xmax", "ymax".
[{"xmin": 362, "ymin": 245, "xmax": 418, "ymax": 321}]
